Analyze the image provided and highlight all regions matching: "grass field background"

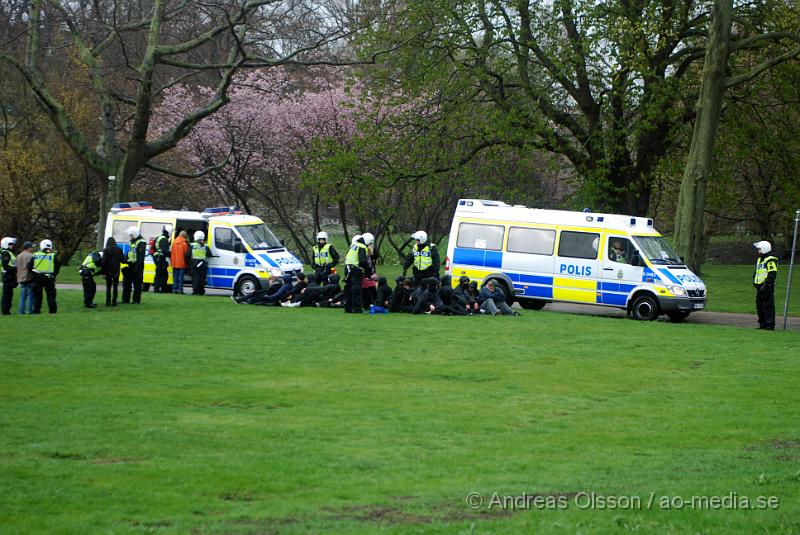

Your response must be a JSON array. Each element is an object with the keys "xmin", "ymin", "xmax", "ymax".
[{"xmin": 2, "ymin": 291, "xmax": 800, "ymax": 533}]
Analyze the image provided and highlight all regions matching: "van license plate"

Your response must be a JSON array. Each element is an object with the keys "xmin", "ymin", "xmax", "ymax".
[{"xmin": 693, "ymin": 303, "xmax": 704, "ymax": 309}]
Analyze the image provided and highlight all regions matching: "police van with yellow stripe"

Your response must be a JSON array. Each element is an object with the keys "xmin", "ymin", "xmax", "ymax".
[
  {"xmin": 444, "ymin": 199, "xmax": 706, "ymax": 321},
  {"xmin": 104, "ymin": 202, "xmax": 303, "ymax": 296}
]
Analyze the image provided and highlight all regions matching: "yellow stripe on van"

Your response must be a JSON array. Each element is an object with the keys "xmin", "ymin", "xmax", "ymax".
[
  {"xmin": 553, "ymin": 277, "xmax": 596, "ymax": 290},
  {"xmin": 449, "ymin": 267, "xmax": 492, "ymax": 287},
  {"xmin": 552, "ymin": 287, "xmax": 597, "ymax": 303}
]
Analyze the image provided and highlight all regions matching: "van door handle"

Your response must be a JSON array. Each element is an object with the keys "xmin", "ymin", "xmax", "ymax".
[{"xmin": 603, "ymin": 268, "xmax": 614, "ymax": 271}]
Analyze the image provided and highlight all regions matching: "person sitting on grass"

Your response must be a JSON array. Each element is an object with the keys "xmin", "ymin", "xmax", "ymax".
[
  {"xmin": 454, "ymin": 275, "xmax": 480, "ymax": 314},
  {"xmin": 235, "ymin": 274, "xmax": 293, "ymax": 305},
  {"xmin": 478, "ymin": 280, "xmax": 519, "ymax": 316}
]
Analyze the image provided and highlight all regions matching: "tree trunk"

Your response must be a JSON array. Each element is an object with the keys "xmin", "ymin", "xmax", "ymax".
[{"xmin": 673, "ymin": 0, "xmax": 732, "ymax": 273}]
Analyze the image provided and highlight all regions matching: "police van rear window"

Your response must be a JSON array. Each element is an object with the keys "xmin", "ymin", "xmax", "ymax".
[{"xmin": 457, "ymin": 223, "xmax": 504, "ymax": 250}]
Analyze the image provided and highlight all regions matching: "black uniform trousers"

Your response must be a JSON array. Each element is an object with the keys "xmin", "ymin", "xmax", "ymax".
[
  {"xmin": 105, "ymin": 276, "xmax": 119, "ymax": 305},
  {"xmin": 81, "ymin": 275, "xmax": 97, "ymax": 306},
  {"xmin": 153, "ymin": 256, "xmax": 169, "ymax": 292},
  {"xmin": 122, "ymin": 267, "xmax": 143, "ymax": 304},
  {"xmin": 32, "ymin": 274, "xmax": 57, "ymax": 314},
  {"xmin": 192, "ymin": 261, "xmax": 207, "ymax": 295},
  {"xmin": 756, "ymin": 284, "xmax": 775, "ymax": 329},
  {"xmin": 344, "ymin": 266, "xmax": 363, "ymax": 313},
  {"xmin": 1, "ymin": 275, "xmax": 14, "ymax": 315}
]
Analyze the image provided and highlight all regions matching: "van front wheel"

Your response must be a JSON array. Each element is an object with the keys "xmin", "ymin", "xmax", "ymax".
[
  {"xmin": 631, "ymin": 294, "xmax": 659, "ymax": 321},
  {"xmin": 235, "ymin": 275, "xmax": 259, "ymax": 298}
]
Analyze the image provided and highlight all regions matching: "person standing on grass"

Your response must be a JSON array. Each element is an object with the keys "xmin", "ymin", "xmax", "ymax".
[
  {"xmin": 79, "ymin": 249, "xmax": 103, "ymax": 308},
  {"xmin": 122, "ymin": 226, "xmax": 146, "ymax": 304},
  {"xmin": 343, "ymin": 235, "xmax": 369, "ymax": 314},
  {"xmin": 402, "ymin": 230, "xmax": 440, "ymax": 287},
  {"xmin": 753, "ymin": 240, "xmax": 778, "ymax": 330},
  {"xmin": 31, "ymin": 239, "xmax": 59, "ymax": 314},
  {"xmin": 189, "ymin": 231, "xmax": 214, "ymax": 295},
  {"xmin": 1, "ymin": 237, "xmax": 18, "ymax": 315},
  {"xmin": 152, "ymin": 227, "xmax": 171, "ymax": 293},
  {"xmin": 15, "ymin": 241, "xmax": 34, "ymax": 314},
  {"xmin": 171, "ymin": 230, "xmax": 189, "ymax": 294},
  {"xmin": 101, "ymin": 237, "xmax": 124, "ymax": 307}
]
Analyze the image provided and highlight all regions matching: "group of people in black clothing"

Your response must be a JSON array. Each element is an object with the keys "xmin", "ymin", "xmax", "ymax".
[{"xmin": 233, "ymin": 230, "xmax": 521, "ymax": 316}]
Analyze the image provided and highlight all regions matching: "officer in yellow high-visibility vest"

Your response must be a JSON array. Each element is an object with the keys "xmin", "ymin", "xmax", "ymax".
[
  {"xmin": 79, "ymin": 250, "xmax": 103, "ymax": 308},
  {"xmin": 402, "ymin": 230, "xmax": 440, "ymax": 286},
  {"xmin": 344, "ymin": 234, "xmax": 369, "ymax": 313},
  {"xmin": 153, "ymin": 227, "xmax": 171, "ymax": 293},
  {"xmin": 753, "ymin": 240, "xmax": 778, "ymax": 330},
  {"xmin": 189, "ymin": 231, "xmax": 215, "ymax": 295},
  {"xmin": 122, "ymin": 226, "xmax": 146, "ymax": 304},
  {"xmin": 31, "ymin": 239, "xmax": 60, "ymax": 314},
  {"xmin": 311, "ymin": 231, "xmax": 339, "ymax": 284},
  {"xmin": 1, "ymin": 236, "xmax": 18, "ymax": 315}
]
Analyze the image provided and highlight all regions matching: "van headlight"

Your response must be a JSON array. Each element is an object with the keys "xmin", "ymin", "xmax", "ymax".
[{"xmin": 668, "ymin": 285, "xmax": 687, "ymax": 297}]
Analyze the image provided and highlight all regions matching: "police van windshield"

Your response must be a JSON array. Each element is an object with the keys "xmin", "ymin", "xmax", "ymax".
[
  {"xmin": 236, "ymin": 224, "xmax": 282, "ymax": 250},
  {"xmin": 634, "ymin": 236, "xmax": 683, "ymax": 265}
]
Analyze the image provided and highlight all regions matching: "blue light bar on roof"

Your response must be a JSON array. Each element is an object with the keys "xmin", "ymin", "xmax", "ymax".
[
  {"xmin": 203, "ymin": 205, "xmax": 242, "ymax": 215},
  {"xmin": 111, "ymin": 201, "xmax": 153, "ymax": 211}
]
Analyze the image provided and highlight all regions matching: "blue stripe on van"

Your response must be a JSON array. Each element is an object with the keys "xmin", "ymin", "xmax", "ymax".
[
  {"xmin": 601, "ymin": 292, "xmax": 628, "ymax": 306},
  {"xmin": 208, "ymin": 267, "xmax": 240, "ymax": 277},
  {"xmin": 259, "ymin": 254, "xmax": 278, "ymax": 267},
  {"xmin": 452, "ymin": 247, "xmax": 504, "ymax": 269},
  {"xmin": 599, "ymin": 282, "xmax": 637, "ymax": 293},
  {"xmin": 516, "ymin": 284, "xmax": 553, "ymax": 298},
  {"xmin": 658, "ymin": 268, "xmax": 680, "ymax": 284},
  {"xmin": 207, "ymin": 277, "xmax": 234, "ymax": 289}
]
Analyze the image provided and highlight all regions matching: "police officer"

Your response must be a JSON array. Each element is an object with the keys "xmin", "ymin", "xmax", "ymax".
[
  {"xmin": 344, "ymin": 234, "xmax": 369, "ymax": 313},
  {"xmin": 190, "ymin": 231, "xmax": 214, "ymax": 295},
  {"xmin": 79, "ymin": 250, "xmax": 103, "ymax": 308},
  {"xmin": 311, "ymin": 231, "xmax": 339, "ymax": 284},
  {"xmin": 610, "ymin": 239, "xmax": 627, "ymax": 263},
  {"xmin": 402, "ymin": 230, "xmax": 440, "ymax": 286},
  {"xmin": 1, "ymin": 237, "xmax": 17, "ymax": 315},
  {"xmin": 753, "ymin": 240, "xmax": 778, "ymax": 330},
  {"xmin": 122, "ymin": 226, "xmax": 146, "ymax": 304},
  {"xmin": 31, "ymin": 239, "xmax": 59, "ymax": 314},
  {"xmin": 153, "ymin": 227, "xmax": 171, "ymax": 293}
]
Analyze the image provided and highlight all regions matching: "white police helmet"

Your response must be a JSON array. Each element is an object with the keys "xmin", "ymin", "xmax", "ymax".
[
  {"xmin": 317, "ymin": 231, "xmax": 328, "ymax": 241},
  {"xmin": 351, "ymin": 234, "xmax": 362, "ymax": 245},
  {"xmin": 753, "ymin": 241, "xmax": 772, "ymax": 254},
  {"xmin": 362, "ymin": 232, "xmax": 375, "ymax": 245},
  {"xmin": 126, "ymin": 226, "xmax": 139, "ymax": 238},
  {"xmin": 1, "ymin": 237, "xmax": 16, "ymax": 249},
  {"xmin": 194, "ymin": 231, "xmax": 205, "ymax": 241},
  {"xmin": 40, "ymin": 239, "xmax": 53, "ymax": 250},
  {"xmin": 411, "ymin": 230, "xmax": 428, "ymax": 243}
]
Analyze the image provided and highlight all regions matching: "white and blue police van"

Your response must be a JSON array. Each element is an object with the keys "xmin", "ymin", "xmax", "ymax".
[
  {"xmin": 444, "ymin": 199, "xmax": 707, "ymax": 321},
  {"xmin": 104, "ymin": 202, "xmax": 303, "ymax": 296}
]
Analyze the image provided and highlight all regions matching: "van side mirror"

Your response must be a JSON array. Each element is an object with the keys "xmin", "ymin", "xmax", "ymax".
[
  {"xmin": 280, "ymin": 239, "xmax": 286, "ymax": 247},
  {"xmin": 630, "ymin": 250, "xmax": 642, "ymax": 267},
  {"xmin": 233, "ymin": 241, "xmax": 243, "ymax": 253}
]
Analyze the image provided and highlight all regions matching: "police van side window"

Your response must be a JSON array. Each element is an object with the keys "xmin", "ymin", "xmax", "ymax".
[
  {"xmin": 456, "ymin": 223, "xmax": 504, "ymax": 250},
  {"xmin": 140, "ymin": 222, "xmax": 170, "ymax": 242},
  {"xmin": 215, "ymin": 227, "xmax": 235, "ymax": 251},
  {"xmin": 558, "ymin": 231, "xmax": 599, "ymax": 259},
  {"xmin": 507, "ymin": 227, "xmax": 555, "ymax": 255},
  {"xmin": 112, "ymin": 220, "xmax": 134, "ymax": 243}
]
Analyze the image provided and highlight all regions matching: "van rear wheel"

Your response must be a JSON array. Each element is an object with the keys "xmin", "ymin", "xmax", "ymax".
[
  {"xmin": 631, "ymin": 294, "xmax": 659, "ymax": 321},
  {"xmin": 519, "ymin": 299, "xmax": 546, "ymax": 310},
  {"xmin": 235, "ymin": 275, "xmax": 259, "ymax": 297}
]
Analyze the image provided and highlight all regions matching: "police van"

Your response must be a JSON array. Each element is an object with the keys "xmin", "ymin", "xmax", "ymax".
[
  {"xmin": 445, "ymin": 199, "xmax": 706, "ymax": 321},
  {"xmin": 104, "ymin": 202, "xmax": 303, "ymax": 296}
]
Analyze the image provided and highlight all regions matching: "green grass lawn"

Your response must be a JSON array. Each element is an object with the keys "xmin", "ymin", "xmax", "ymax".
[{"xmin": 2, "ymin": 291, "xmax": 800, "ymax": 533}]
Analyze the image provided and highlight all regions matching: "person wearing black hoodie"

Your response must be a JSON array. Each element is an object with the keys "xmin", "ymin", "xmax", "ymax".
[
  {"xmin": 389, "ymin": 277, "xmax": 412, "ymax": 312},
  {"xmin": 101, "ymin": 237, "xmax": 124, "ymax": 306},
  {"xmin": 236, "ymin": 273, "xmax": 294, "ymax": 305},
  {"xmin": 375, "ymin": 276, "xmax": 392, "ymax": 308},
  {"xmin": 453, "ymin": 275, "xmax": 480, "ymax": 314},
  {"xmin": 285, "ymin": 273, "xmax": 342, "ymax": 307},
  {"xmin": 439, "ymin": 275, "xmax": 471, "ymax": 315}
]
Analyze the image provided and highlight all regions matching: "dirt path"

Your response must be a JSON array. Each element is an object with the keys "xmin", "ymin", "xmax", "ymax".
[{"xmin": 56, "ymin": 284, "xmax": 799, "ymax": 331}]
